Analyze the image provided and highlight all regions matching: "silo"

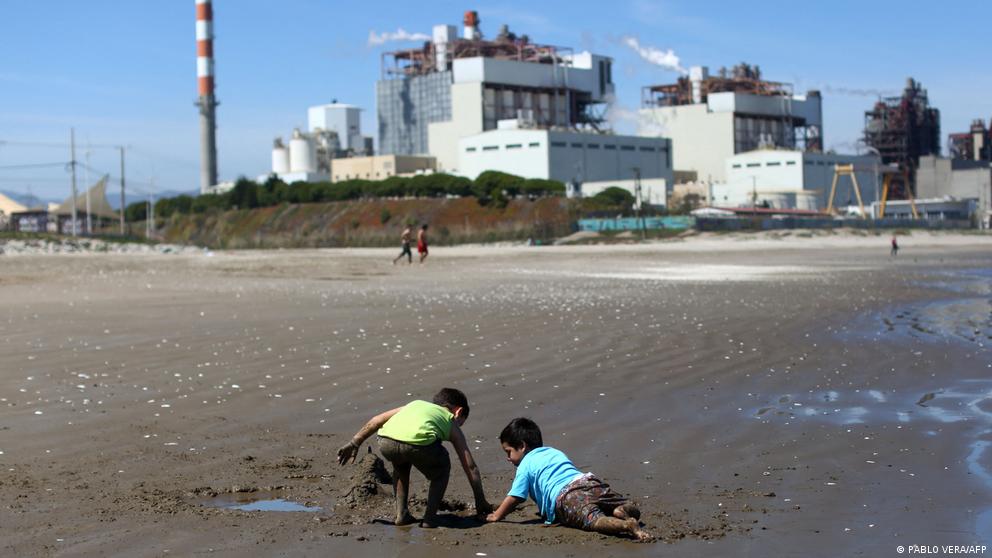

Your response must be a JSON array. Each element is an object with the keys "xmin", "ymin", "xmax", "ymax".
[
  {"xmin": 272, "ymin": 138, "xmax": 289, "ymax": 174},
  {"xmin": 289, "ymin": 129, "xmax": 315, "ymax": 173}
]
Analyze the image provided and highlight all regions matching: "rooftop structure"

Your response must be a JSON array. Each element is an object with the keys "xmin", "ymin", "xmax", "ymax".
[
  {"xmin": 948, "ymin": 118, "xmax": 991, "ymax": 162},
  {"xmin": 639, "ymin": 63, "xmax": 823, "ymax": 183},
  {"xmin": 863, "ymin": 78, "xmax": 940, "ymax": 196},
  {"xmin": 376, "ymin": 10, "xmax": 614, "ymax": 173}
]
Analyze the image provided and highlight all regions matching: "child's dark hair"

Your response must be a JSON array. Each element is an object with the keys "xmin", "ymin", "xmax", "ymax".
[
  {"xmin": 433, "ymin": 388, "xmax": 469, "ymax": 418},
  {"xmin": 499, "ymin": 417, "xmax": 543, "ymax": 449}
]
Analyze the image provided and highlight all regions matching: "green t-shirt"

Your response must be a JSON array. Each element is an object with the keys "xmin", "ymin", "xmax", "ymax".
[{"xmin": 378, "ymin": 400, "xmax": 454, "ymax": 446}]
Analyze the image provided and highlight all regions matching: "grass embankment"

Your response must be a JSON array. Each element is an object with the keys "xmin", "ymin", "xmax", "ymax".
[{"xmin": 156, "ymin": 197, "xmax": 576, "ymax": 249}]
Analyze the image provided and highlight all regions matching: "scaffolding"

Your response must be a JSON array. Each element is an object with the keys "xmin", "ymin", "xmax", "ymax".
[{"xmin": 863, "ymin": 78, "xmax": 940, "ymax": 197}]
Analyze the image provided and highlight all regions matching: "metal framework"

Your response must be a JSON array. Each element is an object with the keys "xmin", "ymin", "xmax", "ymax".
[
  {"xmin": 825, "ymin": 164, "xmax": 866, "ymax": 217},
  {"xmin": 863, "ymin": 78, "xmax": 940, "ymax": 197},
  {"xmin": 641, "ymin": 63, "xmax": 792, "ymax": 107}
]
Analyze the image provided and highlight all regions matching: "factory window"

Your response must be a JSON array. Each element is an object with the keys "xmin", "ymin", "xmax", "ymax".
[
  {"xmin": 587, "ymin": 144, "xmax": 600, "ymax": 149},
  {"xmin": 620, "ymin": 145, "xmax": 636, "ymax": 151},
  {"xmin": 571, "ymin": 143, "xmax": 583, "ymax": 148},
  {"xmin": 816, "ymin": 161, "xmax": 826, "ymax": 166},
  {"xmin": 551, "ymin": 141, "xmax": 567, "ymax": 148},
  {"xmin": 483, "ymin": 145, "xmax": 499, "ymax": 151},
  {"xmin": 805, "ymin": 161, "xmax": 814, "ymax": 166},
  {"xmin": 639, "ymin": 146, "xmax": 655, "ymax": 152},
  {"xmin": 506, "ymin": 144, "xmax": 522, "ymax": 149},
  {"xmin": 766, "ymin": 162, "xmax": 781, "ymax": 167},
  {"xmin": 604, "ymin": 144, "xmax": 616, "ymax": 150},
  {"xmin": 732, "ymin": 164, "xmax": 742, "ymax": 169},
  {"xmin": 466, "ymin": 147, "xmax": 477, "ymax": 152},
  {"xmin": 746, "ymin": 163, "xmax": 761, "ymax": 168},
  {"xmin": 786, "ymin": 161, "xmax": 796, "ymax": 166},
  {"xmin": 528, "ymin": 142, "xmax": 541, "ymax": 148}
]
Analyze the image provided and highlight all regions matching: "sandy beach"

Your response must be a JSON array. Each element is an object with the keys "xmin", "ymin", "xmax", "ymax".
[{"xmin": 2, "ymin": 231, "xmax": 991, "ymax": 557}]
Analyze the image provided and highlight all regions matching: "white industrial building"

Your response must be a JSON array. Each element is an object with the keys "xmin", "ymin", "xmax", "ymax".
[
  {"xmin": 266, "ymin": 103, "xmax": 374, "ymax": 184},
  {"xmin": 711, "ymin": 149, "xmax": 879, "ymax": 212},
  {"xmin": 639, "ymin": 64, "xmax": 823, "ymax": 184},
  {"xmin": 377, "ymin": 12, "xmax": 619, "ymax": 176},
  {"xmin": 458, "ymin": 121, "xmax": 673, "ymax": 191}
]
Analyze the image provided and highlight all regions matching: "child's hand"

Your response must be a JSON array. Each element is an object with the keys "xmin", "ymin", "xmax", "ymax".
[
  {"xmin": 485, "ymin": 512, "xmax": 501, "ymax": 523},
  {"xmin": 336, "ymin": 441, "xmax": 359, "ymax": 465}
]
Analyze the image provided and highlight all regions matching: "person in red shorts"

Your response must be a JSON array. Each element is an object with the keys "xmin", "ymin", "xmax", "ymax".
[{"xmin": 417, "ymin": 224, "xmax": 429, "ymax": 264}]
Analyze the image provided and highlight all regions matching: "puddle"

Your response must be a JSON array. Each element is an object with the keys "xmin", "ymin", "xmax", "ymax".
[
  {"xmin": 843, "ymin": 267, "xmax": 992, "ymax": 349},
  {"xmin": 199, "ymin": 491, "xmax": 322, "ymax": 513}
]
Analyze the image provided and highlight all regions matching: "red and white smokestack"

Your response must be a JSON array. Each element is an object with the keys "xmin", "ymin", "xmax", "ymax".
[
  {"xmin": 463, "ymin": 10, "xmax": 480, "ymax": 40},
  {"xmin": 195, "ymin": 0, "xmax": 218, "ymax": 193}
]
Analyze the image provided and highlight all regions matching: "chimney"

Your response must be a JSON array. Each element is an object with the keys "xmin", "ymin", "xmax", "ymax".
[
  {"xmin": 463, "ymin": 10, "xmax": 480, "ymax": 40},
  {"xmin": 195, "ymin": 0, "xmax": 218, "ymax": 193}
]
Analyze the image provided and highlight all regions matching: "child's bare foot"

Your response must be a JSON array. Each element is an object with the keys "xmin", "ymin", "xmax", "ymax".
[
  {"xmin": 613, "ymin": 503, "xmax": 641, "ymax": 521},
  {"xmin": 394, "ymin": 512, "xmax": 417, "ymax": 526},
  {"xmin": 625, "ymin": 518, "xmax": 653, "ymax": 542},
  {"xmin": 420, "ymin": 516, "xmax": 439, "ymax": 529}
]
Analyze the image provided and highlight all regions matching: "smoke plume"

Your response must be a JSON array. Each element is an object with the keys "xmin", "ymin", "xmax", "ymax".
[
  {"xmin": 367, "ymin": 29, "xmax": 431, "ymax": 47},
  {"xmin": 604, "ymin": 96, "xmax": 668, "ymax": 137},
  {"xmin": 622, "ymin": 36, "xmax": 687, "ymax": 75}
]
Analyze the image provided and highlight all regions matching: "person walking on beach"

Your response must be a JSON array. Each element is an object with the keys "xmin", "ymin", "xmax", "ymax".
[
  {"xmin": 393, "ymin": 225, "xmax": 413, "ymax": 265},
  {"xmin": 417, "ymin": 224, "xmax": 429, "ymax": 264},
  {"xmin": 890, "ymin": 235, "xmax": 899, "ymax": 256}
]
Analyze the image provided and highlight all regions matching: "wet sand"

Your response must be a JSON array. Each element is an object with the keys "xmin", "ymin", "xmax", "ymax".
[{"xmin": 1, "ymin": 232, "xmax": 991, "ymax": 557}]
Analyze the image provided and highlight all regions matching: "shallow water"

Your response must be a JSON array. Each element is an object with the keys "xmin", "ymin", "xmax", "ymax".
[{"xmin": 199, "ymin": 491, "xmax": 322, "ymax": 513}]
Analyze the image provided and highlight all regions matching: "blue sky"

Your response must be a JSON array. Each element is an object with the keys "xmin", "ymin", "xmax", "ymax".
[{"xmin": 1, "ymin": 0, "xmax": 990, "ymax": 200}]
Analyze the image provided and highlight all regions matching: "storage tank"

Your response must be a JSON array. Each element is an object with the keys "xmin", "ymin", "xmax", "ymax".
[
  {"xmin": 289, "ymin": 129, "xmax": 315, "ymax": 173},
  {"xmin": 271, "ymin": 138, "xmax": 289, "ymax": 174}
]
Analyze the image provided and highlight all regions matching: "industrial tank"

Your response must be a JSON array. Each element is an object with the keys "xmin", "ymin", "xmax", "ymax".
[
  {"xmin": 271, "ymin": 138, "xmax": 289, "ymax": 174},
  {"xmin": 289, "ymin": 129, "xmax": 315, "ymax": 173}
]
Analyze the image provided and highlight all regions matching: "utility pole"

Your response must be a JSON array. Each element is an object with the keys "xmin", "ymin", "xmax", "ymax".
[
  {"xmin": 146, "ymin": 179, "xmax": 155, "ymax": 240},
  {"xmin": 632, "ymin": 166, "xmax": 646, "ymax": 240},
  {"xmin": 84, "ymin": 143, "xmax": 92, "ymax": 235},
  {"xmin": 119, "ymin": 146, "xmax": 126, "ymax": 235},
  {"xmin": 69, "ymin": 128, "xmax": 78, "ymax": 237}
]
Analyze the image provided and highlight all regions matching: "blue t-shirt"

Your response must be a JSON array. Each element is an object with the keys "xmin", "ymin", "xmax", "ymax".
[{"xmin": 507, "ymin": 446, "xmax": 581, "ymax": 524}]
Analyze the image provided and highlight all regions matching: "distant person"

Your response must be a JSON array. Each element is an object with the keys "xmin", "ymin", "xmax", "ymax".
[
  {"xmin": 417, "ymin": 224, "xmax": 429, "ymax": 264},
  {"xmin": 891, "ymin": 235, "xmax": 899, "ymax": 256},
  {"xmin": 393, "ymin": 225, "xmax": 413, "ymax": 265},
  {"xmin": 486, "ymin": 417, "xmax": 653, "ymax": 542},
  {"xmin": 337, "ymin": 388, "xmax": 491, "ymax": 527}
]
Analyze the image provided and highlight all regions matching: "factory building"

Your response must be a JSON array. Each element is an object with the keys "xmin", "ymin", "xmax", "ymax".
[
  {"xmin": 266, "ymin": 103, "xmax": 374, "ymax": 184},
  {"xmin": 458, "ymin": 121, "xmax": 673, "ymax": 189},
  {"xmin": 948, "ymin": 118, "xmax": 991, "ymax": 163},
  {"xmin": 916, "ymin": 155, "xmax": 992, "ymax": 228},
  {"xmin": 863, "ymin": 78, "xmax": 940, "ymax": 197},
  {"xmin": 712, "ymin": 150, "xmax": 879, "ymax": 212},
  {"xmin": 330, "ymin": 155, "xmax": 436, "ymax": 182},
  {"xmin": 639, "ymin": 63, "xmax": 823, "ymax": 184},
  {"xmin": 376, "ymin": 11, "xmax": 617, "ymax": 174}
]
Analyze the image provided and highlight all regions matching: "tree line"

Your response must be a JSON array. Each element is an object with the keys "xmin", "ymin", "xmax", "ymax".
[{"xmin": 126, "ymin": 171, "xmax": 568, "ymax": 221}]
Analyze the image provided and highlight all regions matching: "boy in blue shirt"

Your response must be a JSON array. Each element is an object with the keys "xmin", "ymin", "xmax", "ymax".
[{"xmin": 485, "ymin": 417, "xmax": 652, "ymax": 541}]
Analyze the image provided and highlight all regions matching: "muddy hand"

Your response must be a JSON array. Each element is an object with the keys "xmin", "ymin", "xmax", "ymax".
[{"xmin": 337, "ymin": 441, "xmax": 359, "ymax": 465}]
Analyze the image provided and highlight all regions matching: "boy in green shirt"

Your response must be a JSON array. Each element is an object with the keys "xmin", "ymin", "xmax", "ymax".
[{"xmin": 337, "ymin": 388, "xmax": 491, "ymax": 527}]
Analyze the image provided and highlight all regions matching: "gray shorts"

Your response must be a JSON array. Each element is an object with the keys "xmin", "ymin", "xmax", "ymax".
[{"xmin": 378, "ymin": 436, "xmax": 450, "ymax": 480}]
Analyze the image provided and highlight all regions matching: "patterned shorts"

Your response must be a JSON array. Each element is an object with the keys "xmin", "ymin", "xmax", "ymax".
[{"xmin": 554, "ymin": 473, "xmax": 631, "ymax": 530}]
